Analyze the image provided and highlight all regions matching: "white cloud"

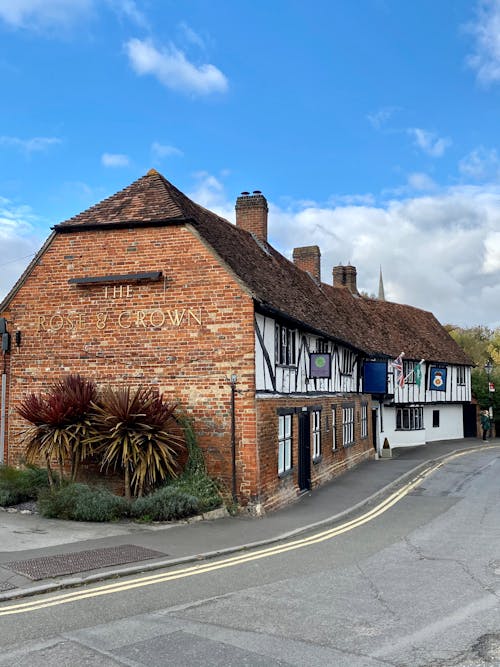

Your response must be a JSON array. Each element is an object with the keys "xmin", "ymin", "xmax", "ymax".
[
  {"xmin": 101, "ymin": 152, "xmax": 130, "ymax": 167},
  {"xmin": 178, "ymin": 22, "xmax": 206, "ymax": 50},
  {"xmin": 151, "ymin": 142, "xmax": 183, "ymax": 160},
  {"xmin": 108, "ymin": 0, "xmax": 149, "ymax": 29},
  {"xmin": 188, "ymin": 172, "xmax": 235, "ymax": 222},
  {"xmin": 466, "ymin": 0, "xmax": 500, "ymax": 85},
  {"xmin": 187, "ymin": 175, "xmax": 500, "ymax": 327},
  {"xmin": 0, "ymin": 136, "xmax": 61, "ymax": 154},
  {"xmin": 0, "ymin": 197, "xmax": 44, "ymax": 302},
  {"xmin": 125, "ymin": 38, "xmax": 228, "ymax": 96},
  {"xmin": 408, "ymin": 128, "xmax": 451, "ymax": 157},
  {"xmin": 459, "ymin": 146, "xmax": 500, "ymax": 180},
  {"xmin": 366, "ymin": 106, "xmax": 399, "ymax": 130},
  {"xmin": 407, "ymin": 172, "xmax": 437, "ymax": 191},
  {"xmin": 0, "ymin": 0, "xmax": 93, "ymax": 31}
]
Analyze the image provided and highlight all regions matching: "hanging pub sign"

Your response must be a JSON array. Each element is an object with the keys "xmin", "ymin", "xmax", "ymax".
[
  {"xmin": 363, "ymin": 361, "xmax": 388, "ymax": 394},
  {"xmin": 309, "ymin": 352, "xmax": 331, "ymax": 378},
  {"xmin": 429, "ymin": 366, "xmax": 447, "ymax": 391}
]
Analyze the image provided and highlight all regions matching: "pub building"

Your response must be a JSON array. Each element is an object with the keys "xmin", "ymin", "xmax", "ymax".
[{"xmin": 0, "ymin": 170, "xmax": 472, "ymax": 513}]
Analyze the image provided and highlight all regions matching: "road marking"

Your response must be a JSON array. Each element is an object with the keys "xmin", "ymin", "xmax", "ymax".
[{"xmin": 0, "ymin": 447, "xmax": 496, "ymax": 616}]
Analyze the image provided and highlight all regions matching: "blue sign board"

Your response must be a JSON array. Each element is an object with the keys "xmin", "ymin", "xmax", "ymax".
[
  {"xmin": 363, "ymin": 361, "xmax": 388, "ymax": 393},
  {"xmin": 429, "ymin": 366, "xmax": 447, "ymax": 391}
]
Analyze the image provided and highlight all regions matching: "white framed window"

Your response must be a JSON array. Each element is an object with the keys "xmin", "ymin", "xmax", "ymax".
[
  {"xmin": 361, "ymin": 403, "xmax": 368, "ymax": 439},
  {"xmin": 341, "ymin": 349, "xmax": 355, "ymax": 375},
  {"xmin": 342, "ymin": 406, "xmax": 355, "ymax": 447},
  {"xmin": 332, "ymin": 407, "xmax": 337, "ymax": 450},
  {"xmin": 276, "ymin": 324, "xmax": 297, "ymax": 366},
  {"xmin": 278, "ymin": 414, "xmax": 293, "ymax": 475},
  {"xmin": 457, "ymin": 366, "xmax": 466, "ymax": 386},
  {"xmin": 403, "ymin": 360, "xmax": 416, "ymax": 384},
  {"xmin": 312, "ymin": 410, "xmax": 321, "ymax": 459},
  {"xmin": 396, "ymin": 406, "xmax": 424, "ymax": 431}
]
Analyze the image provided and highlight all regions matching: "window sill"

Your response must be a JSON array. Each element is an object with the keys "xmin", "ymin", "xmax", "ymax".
[
  {"xmin": 312, "ymin": 455, "xmax": 322, "ymax": 465},
  {"xmin": 395, "ymin": 427, "xmax": 425, "ymax": 432},
  {"xmin": 278, "ymin": 468, "xmax": 294, "ymax": 479}
]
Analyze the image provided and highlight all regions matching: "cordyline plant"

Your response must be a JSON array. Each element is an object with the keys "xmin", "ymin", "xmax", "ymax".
[
  {"xmin": 17, "ymin": 375, "xmax": 97, "ymax": 488},
  {"xmin": 87, "ymin": 386, "xmax": 186, "ymax": 500}
]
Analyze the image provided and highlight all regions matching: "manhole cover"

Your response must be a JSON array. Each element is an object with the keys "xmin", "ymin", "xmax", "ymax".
[{"xmin": 5, "ymin": 545, "xmax": 165, "ymax": 580}]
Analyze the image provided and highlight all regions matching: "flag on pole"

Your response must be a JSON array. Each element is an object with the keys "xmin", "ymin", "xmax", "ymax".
[
  {"xmin": 391, "ymin": 353, "xmax": 405, "ymax": 388},
  {"xmin": 403, "ymin": 359, "xmax": 425, "ymax": 387},
  {"xmin": 414, "ymin": 359, "xmax": 424, "ymax": 388}
]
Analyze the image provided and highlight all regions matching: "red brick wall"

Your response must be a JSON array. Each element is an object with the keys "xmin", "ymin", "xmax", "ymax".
[
  {"xmin": 2, "ymin": 224, "xmax": 259, "ymax": 501},
  {"xmin": 256, "ymin": 394, "xmax": 374, "ymax": 511}
]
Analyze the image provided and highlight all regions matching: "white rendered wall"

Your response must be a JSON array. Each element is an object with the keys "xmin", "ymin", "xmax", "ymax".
[
  {"xmin": 424, "ymin": 404, "xmax": 464, "ymax": 442},
  {"xmin": 377, "ymin": 403, "xmax": 464, "ymax": 451}
]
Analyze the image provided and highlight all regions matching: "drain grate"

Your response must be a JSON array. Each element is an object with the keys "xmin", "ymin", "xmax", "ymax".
[
  {"xmin": 5, "ymin": 545, "xmax": 165, "ymax": 580},
  {"xmin": 0, "ymin": 581, "xmax": 16, "ymax": 592}
]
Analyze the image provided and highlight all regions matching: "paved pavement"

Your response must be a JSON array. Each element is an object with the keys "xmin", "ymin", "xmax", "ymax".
[{"xmin": 0, "ymin": 437, "xmax": 496, "ymax": 602}]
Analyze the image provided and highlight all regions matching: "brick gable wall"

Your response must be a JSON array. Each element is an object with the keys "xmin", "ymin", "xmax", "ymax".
[{"xmin": 2, "ymin": 225, "xmax": 259, "ymax": 503}]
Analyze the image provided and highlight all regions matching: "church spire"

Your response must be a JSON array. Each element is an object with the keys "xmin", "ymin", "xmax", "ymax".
[{"xmin": 378, "ymin": 266, "xmax": 386, "ymax": 301}]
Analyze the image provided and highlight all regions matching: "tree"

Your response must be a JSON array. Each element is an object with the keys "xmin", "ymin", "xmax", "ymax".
[
  {"xmin": 87, "ymin": 386, "xmax": 187, "ymax": 499},
  {"xmin": 17, "ymin": 375, "xmax": 97, "ymax": 486}
]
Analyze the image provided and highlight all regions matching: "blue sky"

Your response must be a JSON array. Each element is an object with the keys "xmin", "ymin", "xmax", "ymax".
[{"xmin": 1, "ymin": 0, "xmax": 500, "ymax": 327}]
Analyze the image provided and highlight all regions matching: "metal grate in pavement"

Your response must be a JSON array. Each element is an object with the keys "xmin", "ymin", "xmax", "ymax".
[
  {"xmin": 5, "ymin": 545, "xmax": 165, "ymax": 580},
  {"xmin": 0, "ymin": 581, "xmax": 16, "ymax": 591}
]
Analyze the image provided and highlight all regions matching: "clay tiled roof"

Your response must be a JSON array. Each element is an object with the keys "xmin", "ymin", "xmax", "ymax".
[{"xmin": 54, "ymin": 169, "xmax": 471, "ymax": 365}]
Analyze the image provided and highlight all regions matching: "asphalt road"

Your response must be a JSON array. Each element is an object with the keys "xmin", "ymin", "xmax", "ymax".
[{"xmin": 1, "ymin": 448, "xmax": 500, "ymax": 666}]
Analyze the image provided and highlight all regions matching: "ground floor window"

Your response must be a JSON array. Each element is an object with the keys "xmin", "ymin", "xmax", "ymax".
[
  {"xmin": 312, "ymin": 409, "xmax": 321, "ymax": 459},
  {"xmin": 278, "ymin": 414, "xmax": 293, "ymax": 475},
  {"xmin": 433, "ymin": 409, "xmax": 440, "ymax": 428},
  {"xmin": 396, "ymin": 406, "xmax": 424, "ymax": 430},
  {"xmin": 342, "ymin": 405, "xmax": 355, "ymax": 447},
  {"xmin": 361, "ymin": 403, "xmax": 368, "ymax": 439}
]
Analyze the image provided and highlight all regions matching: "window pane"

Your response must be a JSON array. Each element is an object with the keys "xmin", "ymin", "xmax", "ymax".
[
  {"xmin": 285, "ymin": 414, "xmax": 292, "ymax": 438},
  {"xmin": 278, "ymin": 442, "xmax": 284, "ymax": 474},
  {"xmin": 279, "ymin": 416, "xmax": 284, "ymax": 439},
  {"xmin": 285, "ymin": 438, "xmax": 291, "ymax": 470}
]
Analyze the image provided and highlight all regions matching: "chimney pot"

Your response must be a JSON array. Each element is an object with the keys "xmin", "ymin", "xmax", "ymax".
[
  {"xmin": 293, "ymin": 246, "xmax": 321, "ymax": 282},
  {"xmin": 333, "ymin": 264, "xmax": 358, "ymax": 295},
  {"xmin": 235, "ymin": 190, "xmax": 268, "ymax": 241}
]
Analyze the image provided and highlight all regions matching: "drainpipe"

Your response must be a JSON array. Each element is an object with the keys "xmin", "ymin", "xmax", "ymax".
[
  {"xmin": 230, "ymin": 373, "xmax": 238, "ymax": 504},
  {"xmin": 0, "ymin": 364, "xmax": 5, "ymax": 464}
]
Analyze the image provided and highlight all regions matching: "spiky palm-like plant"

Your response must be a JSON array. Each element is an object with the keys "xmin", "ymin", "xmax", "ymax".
[
  {"xmin": 17, "ymin": 375, "xmax": 97, "ymax": 486},
  {"xmin": 88, "ymin": 386, "xmax": 186, "ymax": 500}
]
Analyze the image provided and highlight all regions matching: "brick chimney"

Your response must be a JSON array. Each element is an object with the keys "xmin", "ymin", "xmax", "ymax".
[
  {"xmin": 235, "ymin": 191, "xmax": 268, "ymax": 241},
  {"xmin": 332, "ymin": 264, "xmax": 358, "ymax": 295},
  {"xmin": 293, "ymin": 245, "xmax": 321, "ymax": 282}
]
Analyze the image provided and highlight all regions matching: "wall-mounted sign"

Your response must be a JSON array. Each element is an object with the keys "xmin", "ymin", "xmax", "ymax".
[
  {"xmin": 429, "ymin": 366, "xmax": 447, "ymax": 392},
  {"xmin": 309, "ymin": 353, "xmax": 331, "ymax": 378},
  {"xmin": 363, "ymin": 361, "xmax": 388, "ymax": 394}
]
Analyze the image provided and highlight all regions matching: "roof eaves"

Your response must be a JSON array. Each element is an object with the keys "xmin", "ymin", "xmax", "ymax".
[{"xmin": 254, "ymin": 301, "xmax": 368, "ymax": 355}]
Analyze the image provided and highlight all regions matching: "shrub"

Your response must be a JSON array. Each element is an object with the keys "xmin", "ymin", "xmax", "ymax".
[
  {"xmin": 38, "ymin": 483, "xmax": 129, "ymax": 522},
  {"xmin": 0, "ymin": 465, "xmax": 51, "ymax": 506},
  {"xmin": 130, "ymin": 486, "xmax": 199, "ymax": 522},
  {"xmin": 168, "ymin": 419, "xmax": 222, "ymax": 513}
]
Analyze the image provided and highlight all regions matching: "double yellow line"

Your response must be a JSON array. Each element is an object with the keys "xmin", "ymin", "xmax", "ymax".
[{"xmin": 0, "ymin": 448, "xmax": 490, "ymax": 616}]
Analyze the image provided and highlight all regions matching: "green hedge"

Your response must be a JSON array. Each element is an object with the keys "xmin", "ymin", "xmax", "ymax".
[
  {"xmin": 38, "ymin": 484, "xmax": 129, "ymax": 522},
  {"xmin": 130, "ymin": 486, "xmax": 199, "ymax": 522}
]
